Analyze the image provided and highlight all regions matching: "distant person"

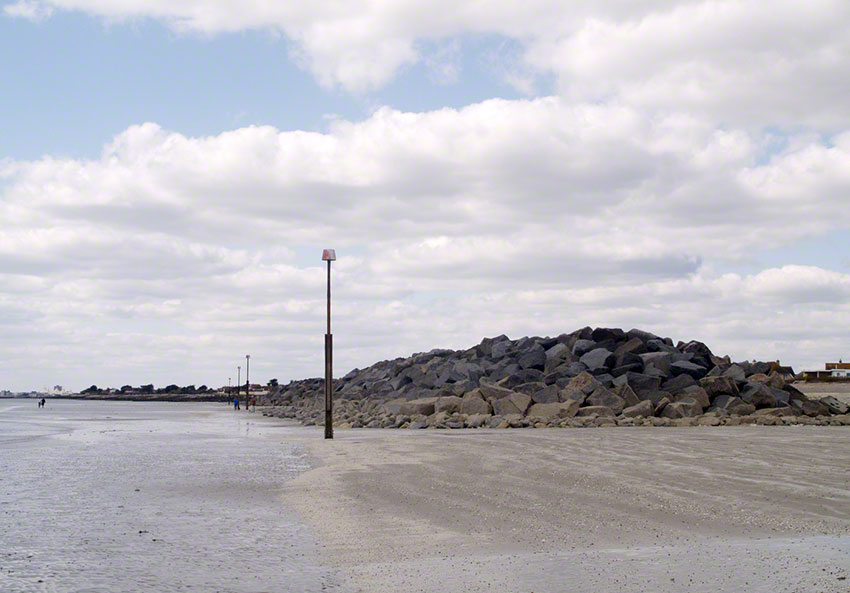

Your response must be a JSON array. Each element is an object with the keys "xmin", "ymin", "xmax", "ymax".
[
  {"xmin": 41, "ymin": 398, "xmax": 45, "ymax": 408},
  {"xmin": 233, "ymin": 397, "xmax": 240, "ymax": 410}
]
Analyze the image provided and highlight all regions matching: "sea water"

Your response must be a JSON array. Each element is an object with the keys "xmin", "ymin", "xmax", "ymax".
[{"xmin": 0, "ymin": 399, "xmax": 343, "ymax": 592}]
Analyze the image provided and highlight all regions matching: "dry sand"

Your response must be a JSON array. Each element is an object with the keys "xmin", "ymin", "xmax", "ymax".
[
  {"xmin": 280, "ymin": 425, "xmax": 850, "ymax": 593},
  {"xmin": 796, "ymin": 381, "xmax": 850, "ymax": 406}
]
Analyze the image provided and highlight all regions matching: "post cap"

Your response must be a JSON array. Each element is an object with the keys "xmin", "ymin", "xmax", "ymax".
[{"xmin": 322, "ymin": 249, "xmax": 336, "ymax": 261}]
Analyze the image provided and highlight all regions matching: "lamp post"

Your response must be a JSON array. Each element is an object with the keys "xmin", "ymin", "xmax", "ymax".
[
  {"xmin": 237, "ymin": 366, "xmax": 241, "ymax": 399},
  {"xmin": 322, "ymin": 249, "xmax": 336, "ymax": 439},
  {"xmin": 228, "ymin": 377, "xmax": 231, "ymax": 395},
  {"xmin": 245, "ymin": 354, "xmax": 250, "ymax": 405}
]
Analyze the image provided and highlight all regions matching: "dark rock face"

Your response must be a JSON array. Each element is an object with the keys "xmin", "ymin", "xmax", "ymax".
[
  {"xmin": 256, "ymin": 326, "xmax": 845, "ymax": 429},
  {"xmin": 580, "ymin": 348, "xmax": 615, "ymax": 371}
]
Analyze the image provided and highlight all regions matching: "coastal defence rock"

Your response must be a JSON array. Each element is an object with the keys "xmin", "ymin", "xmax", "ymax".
[{"xmin": 257, "ymin": 326, "xmax": 848, "ymax": 429}]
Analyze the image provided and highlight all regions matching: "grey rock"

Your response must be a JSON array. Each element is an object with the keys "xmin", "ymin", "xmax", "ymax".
[
  {"xmin": 490, "ymin": 340, "xmax": 513, "ymax": 359},
  {"xmin": 678, "ymin": 386, "xmax": 710, "ymax": 409},
  {"xmin": 460, "ymin": 392, "xmax": 492, "ymax": 415},
  {"xmin": 622, "ymin": 400, "xmax": 653, "ymax": 418},
  {"xmin": 580, "ymin": 348, "xmax": 615, "ymax": 371},
  {"xmin": 661, "ymin": 374, "xmax": 697, "ymax": 394},
  {"xmin": 645, "ymin": 390, "xmax": 673, "ymax": 405},
  {"xmin": 559, "ymin": 371, "xmax": 603, "ymax": 404},
  {"xmin": 722, "ymin": 364, "xmax": 747, "ymax": 382},
  {"xmin": 699, "ymin": 376, "xmax": 739, "ymax": 398},
  {"xmin": 586, "ymin": 387, "xmax": 626, "ymax": 414},
  {"xmin": 613, "ymin": 372, "xmax": 662, "ymax": 397},
  {"xmin": 572, "ymin": 339, "xmax": 597, "ymax": 357},
  {"xmin": 531, "ymin": 384, "xmax": 561, "ymax": 404},
  {"xmin": 434, "ymin": 396, "xmax": 463, "ymax": 414},
  {"xmin": 576, "ymin": 405, "xmax": 615, "ymax": 417},
  {"xmin": 514, "ymin": 381, "xmax": 547, "ymax": 396},
  {"xmin": 464, "ymin": 413, "xmax": 491, "ymax": 428},
  {"xmin": 398, "ymin": 397, "xmax": 438, "ymax": 416},
  {"xmin": 478, "ymin": 380, "xmax": 515, "ymax": 400},
  {"xmin": 820, "ymin": 395, "xmax": 849, "ymax": 415},
  {"xmin": 614, "ymin": 337, "xmax": 648, "ymax": 357},
  {"xmin": 661, "ymin": 397, "xmax": 703, "ymax": 418},
  {"xmin": 613, "ymin": 384, "xmax": 640, "ymax": 407},
  {"xmin": 492, "ymin": 391, "xmax": 532, "ymax": 416},
  {"xmin": 670, "ymin": 360, "xmax": 708, "ymax": 380},
  {"xmin": 527, "ymin": 400, "xmax": 580, "ymax": 420},
  {"xmin": 740, "ymin": 382, "xmax": 777, "ymax": 408},
  {"xmin": 518, "ymin": 346, "xmax": 546, "ymax": 371}
]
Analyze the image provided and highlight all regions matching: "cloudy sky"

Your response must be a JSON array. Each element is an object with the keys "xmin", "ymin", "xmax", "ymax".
[{"xmin": 2, "ymin": 0, "xmax": 849, "ymax": 391}]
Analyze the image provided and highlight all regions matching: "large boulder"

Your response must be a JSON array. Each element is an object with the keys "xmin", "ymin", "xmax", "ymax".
[
  {"xmin": 661, "ymin": 397, "xmax": 703, "ymax": 419},
  {"xmin": 460, "ymin": 392, "xmax": 491, "ymax": 415},
  {"xmin": 820, "ymin": 396, "xmax": 849, "ymax": 415},
  {"xmin": 640, "ymin": 351, "xmax": 672, "ymax": 374},
  {"xmin": 699, "ymin": 376, "xmax": 739, "ymax": 398},
  {"xmin": 399, "ymin": 397, "xmax": 438, "ymax": 416},
  {"xmin": 576, "ymin": 405, "xmax": 615, "ymax": 417},
  {"xmin": 580, "ymin": 348, "xmax": 616, "ymax": 372},
  {"xmin": 791, "ymin": 398, "xmax": 831, "ymax": 417},
  {"xmin": 613, "ymin": 384, "xmax": 640, "ymax": 407},
  {"xmin": 712, "ymin": 394, "xmax": 755, "ymax": 415},
  {"xmin": 721, "ymin": 364, "xmax": 747, "ymax": 382},
  {"xmin": 585, "ymin": 387, "xmax": 626, "ymax": 414},
  {"xmin": 677, "ymin": 386, "xmax": 710, "ymax": 409},
  {"xmin": 662, "ymin": 374, "xmax": 697, "ymax": 394},
  {"xmin": 559, "ymin": 371, "xmax": 603, "ymax": 404},
  {"xmin": 572, "ymin": 339, "xmax": 597, "ymax": 357},
  {"xmin": 527, "ymin": 400, "xmax": 580, "ymax": 420},
  {"xmin": 518, "ymin": 346, "xmax": 546, "ymax": 371},
  {"xmin": 613, "ymin": 372, "xmax": 662, "ymax": 397},
  {"xmin": 492, "ymin": 391, "xmax": 532, "ymax": 416},
  {"xmin": 531, "ymin": 384, "xmax": 561, "ymax": 404},
  {"xmin": 614, "ymin": 337, "xmax": 648, "ymax": 358},
  {"xmin": 740, "ymin": 382, "xmax": 777, "ymax": 408},
  {"xmin": 478, "ymin": 380, "xmax": 515, "ymax": 400},
  {"xmin": 622, "ymin": 400, "xmax": 654, "ymax": 418},
  {"xmin": 514, "ymin": 381, "xmax": 547, "ymax": 396},
  {"xmin": 670, "ymin": 360, "xmax": 708, "ymax": 380},
  {"xmin": 434, "ymin": 396, "xmax": 462, "ymax": 414}
]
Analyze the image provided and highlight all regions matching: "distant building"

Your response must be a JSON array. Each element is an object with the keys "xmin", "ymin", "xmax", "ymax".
[
  {"xmin": 804, "ymin": 360, "xmax": 850, "ymax": 380},
  {"xmin": 767, "ymin": 361, "xmax": 795, "ymax": 379}
]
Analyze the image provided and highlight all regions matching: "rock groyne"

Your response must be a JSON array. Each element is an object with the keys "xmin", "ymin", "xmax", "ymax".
[{"xmin": 260, "ymin": 327, "xmax": 850, "ymax": 428}]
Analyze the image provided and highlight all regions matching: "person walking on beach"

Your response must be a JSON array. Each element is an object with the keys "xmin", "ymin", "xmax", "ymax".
[{"xmin": 233, "ymin": 397, "xmax": 240, "ymax": 410}]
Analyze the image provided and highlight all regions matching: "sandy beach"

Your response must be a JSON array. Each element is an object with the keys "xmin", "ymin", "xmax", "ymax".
[{"xmin": 281, "ymin": 425, "xmax": 850, "ymax": 593}]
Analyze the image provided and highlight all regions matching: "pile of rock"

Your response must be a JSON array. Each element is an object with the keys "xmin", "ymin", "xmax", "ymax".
[{"xmin": 259, "ymin": 327, "xmax": 850, "ymax": 428}]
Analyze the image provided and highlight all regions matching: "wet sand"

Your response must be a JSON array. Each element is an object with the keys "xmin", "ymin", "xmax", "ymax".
[
  {"xmin": 0, "ymin": 400, "xmax": 345, "ymax": 593},
  {"xmin": 281, "ymin": 426, "xmax": 850, "ymax": 593}
]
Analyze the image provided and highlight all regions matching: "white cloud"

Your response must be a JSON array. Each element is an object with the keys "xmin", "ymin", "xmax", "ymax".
[
  {"xmin": 3, "ymin": 0, "xmax": 52, "ymax": 20},
  {"xmin": 2, "ymin": 98, "xmax": 850, "ymax": 389},
  {"xmin": 7, "ymin": 0, "xmax": 849, "ymax": 128}
]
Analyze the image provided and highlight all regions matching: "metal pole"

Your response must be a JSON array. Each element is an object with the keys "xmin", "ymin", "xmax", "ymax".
[
  {"xmin": 325, "ymin": 259, "xmax": 333, "ymax": 439},
  {"xmin": 237, "ymin": 366, "xmax": 241, "ymax": 399},
  {"xmin": 246, "ymin": 355, "xmax": 250, "ymax": 407}
]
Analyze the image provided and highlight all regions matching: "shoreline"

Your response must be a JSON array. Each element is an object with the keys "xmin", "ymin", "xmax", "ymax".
[{"xmin": 278, "ymin": 426, "xmax": 850, "ymax": 593}]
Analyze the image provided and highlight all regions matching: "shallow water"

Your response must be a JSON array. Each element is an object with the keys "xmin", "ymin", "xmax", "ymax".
[{"xmin": 0, "ymin": 399, "xmax": 344, "ymax": 593}]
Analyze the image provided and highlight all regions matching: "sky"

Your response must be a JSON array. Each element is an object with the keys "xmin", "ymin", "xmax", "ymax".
[{"xmin": 1, "ymin": 0, "xmax": 849, "ymax": 392}]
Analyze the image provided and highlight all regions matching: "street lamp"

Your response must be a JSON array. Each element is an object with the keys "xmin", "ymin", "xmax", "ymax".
[
  {"xmin": 237, "ymin": 366, "xmax": 241, "ymax": 399},
  {"xmin": 322, "ymin": 248, "xmax": 336, "ymax": 439},
  {"xmin": 245, "ymin": 354, "xmax": 251, "ymax": 407},
  {"xmin": 228, "ymin": 377, "xmax": 231, "ymax": 394}
]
